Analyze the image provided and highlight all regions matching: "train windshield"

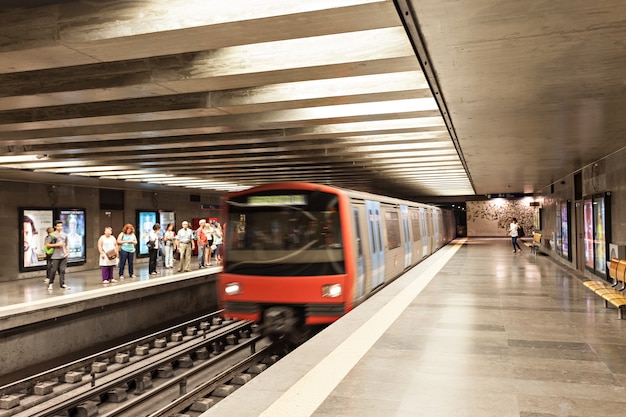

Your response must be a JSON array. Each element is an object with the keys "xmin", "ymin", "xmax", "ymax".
[{"xmin": 224, "ymin": 189, "xmax": 344, "ymax": 276}]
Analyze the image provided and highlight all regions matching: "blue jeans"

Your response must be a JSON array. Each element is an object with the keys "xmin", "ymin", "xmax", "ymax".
[
  {"xmin": 119, "ymin": 250, "xmax": 135, "ymax": 277},
  {"xmin": 197, "ymin": 244, "xmax": 206, "ymax": 267},
  {"xmin": 511, "ymin": 237, "xmax": 522, "ymax": 251}
]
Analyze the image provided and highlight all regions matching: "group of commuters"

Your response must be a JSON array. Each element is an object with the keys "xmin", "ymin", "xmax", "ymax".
[
  {"xmin": 96, "ymin": 223, "xmax": 138, "ymax": 284},
  {"xmin": 96, "ymin": 219, "xmax": 223, "ymax": 285}
]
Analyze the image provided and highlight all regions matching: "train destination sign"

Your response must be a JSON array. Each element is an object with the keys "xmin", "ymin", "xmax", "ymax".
[{"xmin": 248, "ymin": 195, "xmax": 307, "ymax": 206}]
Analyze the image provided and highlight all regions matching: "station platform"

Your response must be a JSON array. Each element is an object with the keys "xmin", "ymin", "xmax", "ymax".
[
  {"xmin": 0, "ymin": 256, "xmax": 215, "ymax": 309},
  {"xmin": 208, "ymin": 238, "xmax": 626, "ymax": 417}
]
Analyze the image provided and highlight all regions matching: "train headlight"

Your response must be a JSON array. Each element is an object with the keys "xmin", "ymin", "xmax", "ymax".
[
  {"xmin": 224, "ymin": 282, "xmax": 242, "ymax": 296},
  {"xmin": 322, "ymin": 284, "xmax": 342, "ymax": 298}
]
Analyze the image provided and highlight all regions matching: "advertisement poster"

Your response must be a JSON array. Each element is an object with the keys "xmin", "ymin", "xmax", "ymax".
[
  {"xmin": 555, "ymin": 206, "xmax": 562, "ymax": 255},
  {"xmin": 159, "ymin": 211, "xmax": 176, "ymax": 231},
  {"xmin": 561, "ymin": 202, "xmax": 569, "ymax": 259},
  {"xmin": 594, "ymin": 197, "xmax": 606, "ymax": 275},
  {"xmin": 137, "ymin": 211, "xmax": 158, "ymax": 256},
  {"xmin": 583, "ymin": 199, "xmax": 594, "ymax": 269},
  {"xmin": 59, "ymin": 209, "xmax": 86, "ymax": 263},
  {"xmin": 21, "ymin": 209, "xmax": 54, "ymax": 271}
]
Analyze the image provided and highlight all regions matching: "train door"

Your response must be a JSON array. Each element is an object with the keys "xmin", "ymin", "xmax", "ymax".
[
  {"xmin": 352, "ymin": 207, "xmax": 365, "ymax": 298},
  {"xmin": 420, "ymin": 207, "xmax": 428, "ymax": 258},
  {"xmin": 365, "ymin": 200, "xmax": 384, "ymax": 288},
  {"xmin": 400, "ymin": 205, "xmax": 412, "ymax": 269},
  {"xmin": 433, "ymin": 209, "xmax": 440, "ymax": 249}
]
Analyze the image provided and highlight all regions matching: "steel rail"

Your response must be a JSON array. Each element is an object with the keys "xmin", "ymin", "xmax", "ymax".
[{"xmin": 19, "ymin": 320, "xmax": 252, "ymax": 417}]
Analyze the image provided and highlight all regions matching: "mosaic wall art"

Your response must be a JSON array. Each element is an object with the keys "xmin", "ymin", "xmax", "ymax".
[{"xmin": 466, "ymin": 199, "xmax": 535, "ymax": 237}]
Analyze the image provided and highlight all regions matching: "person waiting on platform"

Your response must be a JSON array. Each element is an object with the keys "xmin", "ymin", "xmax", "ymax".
[
  {"xmin": 175, "ymin": 220, "xmax": 195, "ymax": 272},
  {"xmin": 46, "ymin": 220, "xmax": 70, "ymax": 290},
  {"xmin": 148, "ymin": 223, "xmax": 161, "ymax": 275},
  {"xmin": 213, "ymin": 222, "xmax": 223, "ymax": 265},
  {"xmin": 195, "ymin": 219, "xmax": 208, "ymax": 269},
  {"xmin": 98, "ymin": 226, "xmax": 119, "ymax": 284},
  {"xmin": 117, "ymin": 224, "xmax": 138, "ymax": 279},
  {"xmin": 162, "ymin": 223, "xmax": 176, "ymax": 269},
  {"xmin": 43, "ymin": 227, "xmax": 56, "ymax": 285}
]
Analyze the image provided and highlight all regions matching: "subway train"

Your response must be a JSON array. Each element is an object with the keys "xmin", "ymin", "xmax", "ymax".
[{"xmin": 217, "ymin": 182, "xmax": 455, "ymax": 340}]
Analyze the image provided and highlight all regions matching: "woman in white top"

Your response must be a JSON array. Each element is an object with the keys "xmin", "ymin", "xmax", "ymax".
[
  {"xmin": 98, "ymin": 226, "xmax": 119, "ymax": 284},
  {"xmin": 213, "ymin": 222, "xmax": 224, "ymax": 264},
  {"xmin": 509, "ymin": 218, "xmax": 522, "ymax": 253},
  {"xmin": 204, "ymin": 221, "xmax": 215, "ymax": 266},
  {"xmin": 162, "ymin": 223, "xmax": 176, "ymax": 268}
]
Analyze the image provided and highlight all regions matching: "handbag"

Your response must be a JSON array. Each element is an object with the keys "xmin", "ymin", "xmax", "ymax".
[
  {"xmin": 517, "ymin": 225, "xmax": 525, "ymax": 237},
  {"xmin": 105, "ymin": 248, "xmax": 117, "ymax": 260}
]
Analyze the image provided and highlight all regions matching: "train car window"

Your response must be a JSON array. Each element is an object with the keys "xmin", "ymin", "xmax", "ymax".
[
  {"xmin": 384, "ymin": 211, "xmax": 401, "ymax": 250},
  {"xmin": 353, "ymin": 209, "xmax": 363, "ymax": 257},
  {"xmin": 410, "ymin": 210, "xmax": 421, "ymax": 242},
  {"xmin": 225, "ymin": 190, "xmax": 345, "ymax": 276},
  {"xmin": 375, "ymin": 209, "xmax": 383, "ymax": 252}
]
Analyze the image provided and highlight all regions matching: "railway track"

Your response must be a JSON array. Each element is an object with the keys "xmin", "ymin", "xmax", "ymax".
[{"xmin": 0, "ymin": 311, "xmax": 287, "ymax": 417}]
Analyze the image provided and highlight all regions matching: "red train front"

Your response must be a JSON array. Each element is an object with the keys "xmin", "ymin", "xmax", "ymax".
[{"xmin": 217, "ymin": 183, "xmax": 355, "ymax": 338}]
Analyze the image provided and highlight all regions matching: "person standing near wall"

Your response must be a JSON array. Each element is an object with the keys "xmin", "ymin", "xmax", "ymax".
[
  {"xmin": 162, "ymin": 223, "xmax": 176, "ymax": 269},
  {"xmin": 509, "ymin": 217, "xmax": 523, "ymax": 253},
  {"xmin": 43, "ymin": 227, "xmax": 56, "ymax": 284},
  {"xmin": 117, "ymin": 224, "xmax": 138, "ymax": 279},
  {"xmin": 98, "ymin": 226, "xmax": 118, "ymax": 284},
  {"xmin": 47, "ymin": 220, "xmax": 70, "ymax": 290},
  {"xmin": 148, "ymin": 223, "xmax": 161, "ymax": 275},
  {"xmin": 195, "ymin": 219, "xmax": 208, "ymax": 269},
  {"xmin": 175, "ymin": 220, "xmax": 195, "ymax": 272}
]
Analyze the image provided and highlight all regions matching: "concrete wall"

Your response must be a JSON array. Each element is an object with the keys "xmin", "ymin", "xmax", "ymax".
[
  {"xmin": 466, "ymin": 198, "xmax": 536, "ymax": 237},
  {"xmin": 536, "ymin": 146, "xmax": 626, "ymax": 277},
  {"xmin": 0, "ymin": 274, "xmax": 217, "ymax": 380}
]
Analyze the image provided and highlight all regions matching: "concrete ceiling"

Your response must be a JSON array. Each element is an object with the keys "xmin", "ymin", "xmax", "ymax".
[{"xmin": 0, "ymin": 0, "xmax": 624, "ymax": 200}]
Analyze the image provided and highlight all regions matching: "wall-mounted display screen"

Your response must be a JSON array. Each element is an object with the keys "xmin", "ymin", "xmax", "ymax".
[
  {"xmin": 58, "ymin": 208, "xmax": 86, "ymax": 263},
  {"xmin": 561, "ymin": 202, "xmax": 569, "ymax": 260},
  {"xmin": 20, "ymin": 208, "xmax": 54, "ymax": 271},
  {"xmin": 159, "ymin": 211, "xmax": 176, "ymax": 232},
  {"xmin": 583, "ymin": 199, "xmax": 594, "ymax": 269},
  {"xmin": 594, "ymin": 196, "xmax": 606, "ymax": 275},
  {"xmin": 584, "ymin": 193, "xmax": 611, "ymax": 277},
  {"xmin": 137, "ymin": 210, "xmax": 158, "ymax": 256}
]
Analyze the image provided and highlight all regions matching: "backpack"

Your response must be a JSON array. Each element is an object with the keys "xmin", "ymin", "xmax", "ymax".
[
  {"xmin": 45, "ymin": 234, "xmax": 56, "ymax": 255},
  {"xmin": 517, "ymin": 225, "xmax": 525, "ymax": 237}
]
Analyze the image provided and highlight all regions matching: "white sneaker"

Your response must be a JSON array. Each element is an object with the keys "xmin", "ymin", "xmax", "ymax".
[
  {"xmin": 111, "ymin": 278, "xmax": 118, "ymax": 283},
  {"xmin": 103, "ymin": 280, "xmax": 109, "ymax": 284},
  {"xmin": 48, "ymin": 284, "xmax": 53, "ymax": 290},
  {"xmin": 61, "ymin": 285, "xmax": 70, "ymax": 290}
]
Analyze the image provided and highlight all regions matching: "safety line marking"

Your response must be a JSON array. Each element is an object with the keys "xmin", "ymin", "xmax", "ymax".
[{"xmin": 258, "ymin": 239, "xmax": 465, "ymax": 417}]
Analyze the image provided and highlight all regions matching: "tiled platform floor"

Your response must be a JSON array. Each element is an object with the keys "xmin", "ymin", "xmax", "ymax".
[{"xmin": 208, "ymin": 238, "xmax": 626, "ymax": 417}]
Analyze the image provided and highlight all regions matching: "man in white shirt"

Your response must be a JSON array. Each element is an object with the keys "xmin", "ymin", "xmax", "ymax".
[{"xmin": 175, "ymin": 221, "xmax": 195, "ymax": 272}]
